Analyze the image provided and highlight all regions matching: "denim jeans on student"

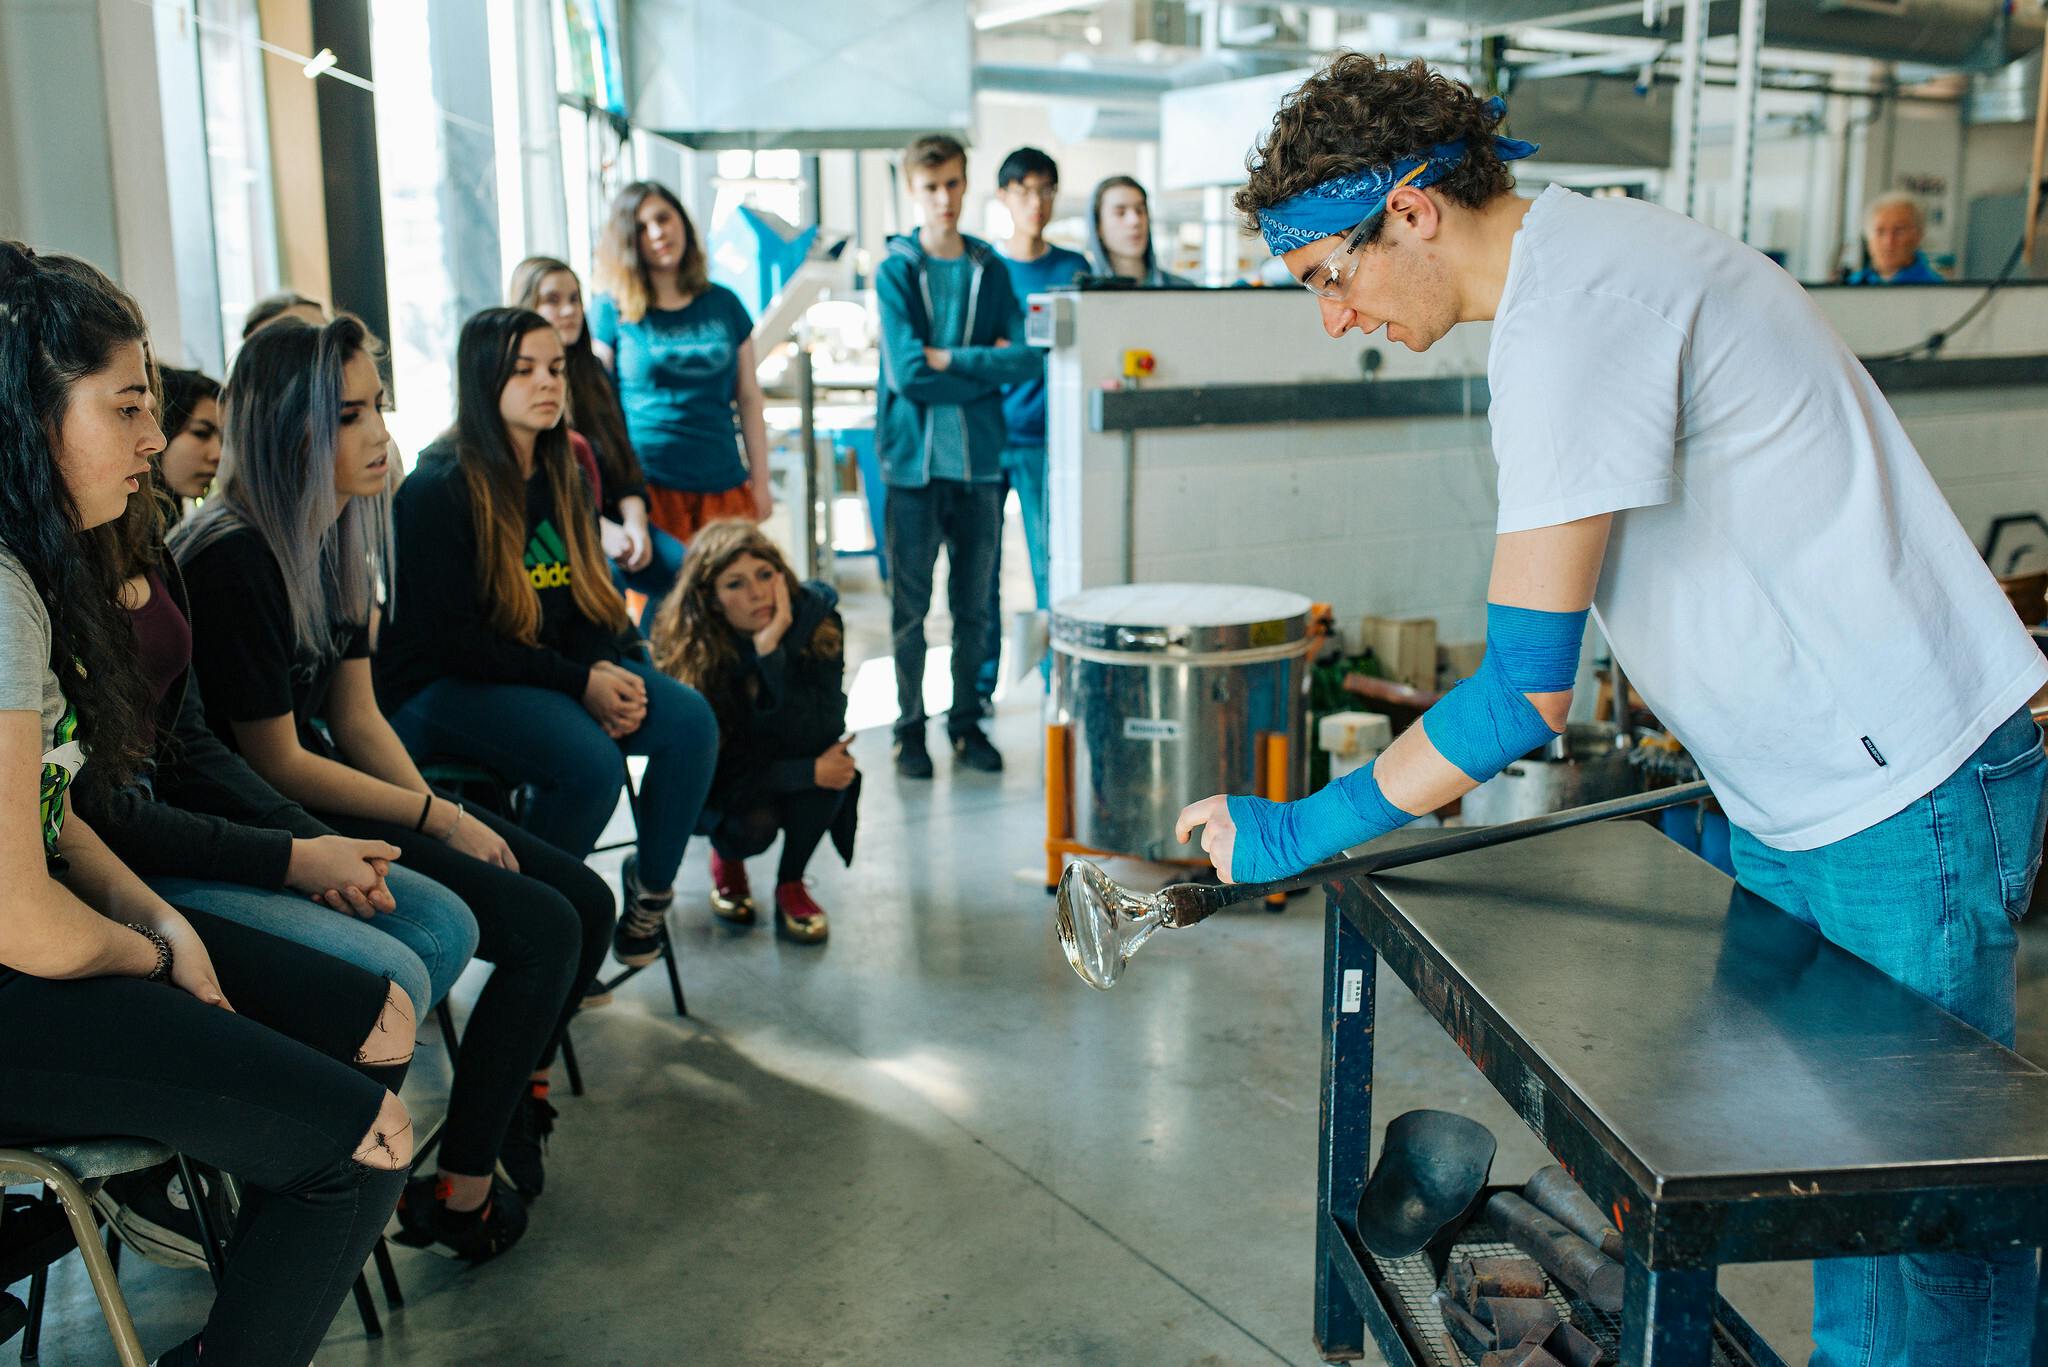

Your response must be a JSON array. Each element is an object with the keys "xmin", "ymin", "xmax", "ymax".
[
  {"xmin": 611, "ymin": 524, "xmax": 687, "ymax": 613},
  {"xmin": 148, "ymin": 865, "xmax": 480, "ymax": 1013},
  {"xmin": 885, "ymin": 478, "xmax": 1003, "ymax": 739},
  {"xmin": 977, "ymin": 446, "xmax": 1053, "ymax": 700},
  {"xmin": 388, "ymin": 655, "xmax": 717, "ymax": 890},
  {"xmin": 1730, "ymin": 707, "xmax": 2046, "ymax": 1367}
]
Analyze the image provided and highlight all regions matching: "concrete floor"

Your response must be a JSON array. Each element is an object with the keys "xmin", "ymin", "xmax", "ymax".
[{"xmin": 22, "ymin": 518, "xmax": 2048, "ymax": 1366}]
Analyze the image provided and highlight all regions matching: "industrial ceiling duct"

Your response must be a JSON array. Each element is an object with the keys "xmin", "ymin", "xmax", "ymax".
[
  {"xmin": 627, "ymin": 0, "xmax": 974, "ymax": 149},
  {"xmin": 1313, "ymin": 0, "xmax": 2044, "ymax": 70}
]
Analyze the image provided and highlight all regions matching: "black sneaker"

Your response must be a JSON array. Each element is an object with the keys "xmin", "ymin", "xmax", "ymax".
[
  {"xmin": 893, "ymin": 731, "xmax": 933, "ymax": 779},
  {"xmin": 951, "ymin": 729, "xmax": 1004, "ymax": 773},
  {"xmin": 498, "ymin": 1085, "xmax": 558, "ymax": 1201},
  {"xmin": 92, "ymin": 1161, "xmax": 229, "ymax": 1271},
  {"xmin": 392, "ymin": 1175, "xmax": 528, "ymax": 1264},
  {"xmin": 613, "ymin": 852, "xmax": 671, "ymax": 968}
]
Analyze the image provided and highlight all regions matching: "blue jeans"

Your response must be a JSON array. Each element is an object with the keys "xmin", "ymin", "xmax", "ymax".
[
  {"xmin": 611, "ymin": 524, "xmax": 687, "ymax": 612},
  {"xmin": 147, "ymin": 865, "xmax": 479, "ymax": 1013},
  {"xmin": 389, "ymin": 656, "xmax": 717, "ymax": 890},
  {"xmin": 978, "ymin": 446, "xmax": 1052, "ymax": 699},
  {"xmin": 1730, "ymin": 707, "xmax": 2046, "ymax": 1367}
]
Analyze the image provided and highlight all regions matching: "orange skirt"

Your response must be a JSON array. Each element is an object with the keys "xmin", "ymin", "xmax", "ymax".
[{"xmin": 644, "ymin": 483, "xmax": 756, "ymax": 545}]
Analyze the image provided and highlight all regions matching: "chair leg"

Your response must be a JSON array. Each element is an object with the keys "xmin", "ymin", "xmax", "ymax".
[
  {"xmin": 414, "ymin": 1115, "xmax": 446, "ymax": 1168},
  {"xmin": 436, "ymin": 1000, "xmax": 460, "ymax": 1052},
  {"xmin": 352, "ymin": 1271, "xmax": 383, "ymax": 1340},
  {"xmin": 4, "ymin": 1157, "xmax": 149, "ymax": 1367},
  {"xmin": 373, "ymin": 1235, "xmax": 404, "ymax": 1308},
  {"xmin": 23, "ymin": 1252, "xmax": 46, "ymax": 1363},
  {"xmin": 174, "ymin": 1155, "xmax": 226, "ymax": 1289},
  {"xmin": 662, "ymin": 940, "xmax": 689, "ymax": 1019},
  {"xmin": 560, "ymin": 1028, "xmax": 586, "ymax": 1098}
]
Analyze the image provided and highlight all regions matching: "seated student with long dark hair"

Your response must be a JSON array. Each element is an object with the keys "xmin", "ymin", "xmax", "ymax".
[
  {"xmin": 169, "ymin": 315, "xmax": 610, "ymax": 1258},
  {"xmin": 376, "ymin": 307, "xmax": 718, "ymax": 969},
  {"xmin": 508, "ymin": 255, "xmax": 685, "ymax": 609},
  {"xmin": 651, "ymin": 519, "xmax": 858, "ymax": 943},
  {"xmin": 155, "ymin": 366, "xmax": 223, "ymax": 509},
  {"xmin": 0, "ymin": 241, "xmax": 414, "ymax": 1367}
]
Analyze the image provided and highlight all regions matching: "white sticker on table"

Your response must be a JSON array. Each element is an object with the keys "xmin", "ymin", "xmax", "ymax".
[{"xmin": 1341, "ymin": 968, "xmax": 1363, "ymax": 1013}]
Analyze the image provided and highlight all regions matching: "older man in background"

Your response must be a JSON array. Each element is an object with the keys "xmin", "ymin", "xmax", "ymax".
[{"xmin": 1848, "ymin": 191, "xmax": 1945, "ymax": 283}]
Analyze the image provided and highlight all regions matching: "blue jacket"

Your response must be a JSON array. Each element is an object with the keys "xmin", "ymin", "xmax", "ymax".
[
  {"xmin": 874, "ymin": 232, "xmax": 1040, "ymax": 488},
  {"xmin": 1846, "ymin": 252, "xmax": 1944, "ymax": 285}
]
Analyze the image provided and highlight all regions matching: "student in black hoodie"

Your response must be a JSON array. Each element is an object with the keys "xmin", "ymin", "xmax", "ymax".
[
  {"xmin": 377, "ymin": 308, "xmax": 717, "ymax": 970},
  {"xmin": 650, "ymin": 519, "xmax": 857, "ymax": 943}
]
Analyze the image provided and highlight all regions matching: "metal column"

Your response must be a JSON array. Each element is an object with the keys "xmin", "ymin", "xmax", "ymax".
[
  {"xmin": 1668, "ymin": 0, "xmax": 1707, "ymax": 217},
  {"xmin": 1729, "ymin": 0, "xmax": 1768, "ymax": 243}
]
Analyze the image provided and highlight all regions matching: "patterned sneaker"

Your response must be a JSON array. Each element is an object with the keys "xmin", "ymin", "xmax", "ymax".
[
  {"xmin": 709, "ymin": 850, "xmax": 757, "ymax": 925},
  {"xmin": 612, "ymin": 852, "xmax": 672, "ymax": 968},
  {"xmin": 92, "ymin": 1160, "xmax": 230, "ymax": 1271},
  {"xmin": 774, "ymin": 880, "xmax": 830, "ymax": 944}
]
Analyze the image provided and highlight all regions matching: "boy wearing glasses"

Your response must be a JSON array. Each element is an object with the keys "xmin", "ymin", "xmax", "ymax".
[
  {"xmin": 976, "ymin": 147, "xmax": 1091, "ymax": 707},
  {"xmin": 1178, "ymin": 54, "xmax": 2044, "ymax": 1367}
]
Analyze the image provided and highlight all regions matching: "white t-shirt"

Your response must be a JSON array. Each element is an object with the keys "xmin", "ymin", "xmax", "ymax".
[{"xmin": 1487, "ymin": 186, "xmax": 2046, "ymax": 851}]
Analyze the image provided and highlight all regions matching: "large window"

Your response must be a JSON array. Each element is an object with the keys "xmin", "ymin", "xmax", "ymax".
[{"xmin": 196, "ymin": 0, "xmax": 280, "ymax": 364}]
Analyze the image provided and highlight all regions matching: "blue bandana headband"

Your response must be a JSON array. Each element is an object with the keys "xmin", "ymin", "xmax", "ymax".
[{"xmin": 1256, "ymin": 96, "xmax": 1539, "ymax": 256}]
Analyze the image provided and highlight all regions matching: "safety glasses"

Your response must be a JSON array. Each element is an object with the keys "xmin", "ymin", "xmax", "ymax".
[{"xmin": 1299, "ymin": 161, "xmax": 1429, "ymax": 301}]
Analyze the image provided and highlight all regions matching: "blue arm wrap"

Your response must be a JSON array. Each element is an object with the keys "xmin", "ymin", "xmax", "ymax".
[
  {"xmin": 1421, "ymin": 603, "xmax": 1587, "ymax": 782},
  {"xmin": 1225, "ymin": 757, "xmax": 1416, "ymax": 885}
]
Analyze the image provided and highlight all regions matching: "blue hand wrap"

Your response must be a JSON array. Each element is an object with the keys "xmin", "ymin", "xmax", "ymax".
[
  {"xmin": 1422, "ymin": 604, "xmax": 1587, "ymax": 782},
  {"xmin": 1219, "ymin": 604, "xmax": 1586, "ymax": 884},
  {"xmin": 1226, "ymin": 757, "xmax": 1416, "ymax": 885}
]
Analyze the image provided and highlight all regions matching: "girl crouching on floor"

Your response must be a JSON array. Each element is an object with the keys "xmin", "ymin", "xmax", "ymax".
[{"xmin": 650, "ymin": 520, "xmax": 858, "ymax": 943}]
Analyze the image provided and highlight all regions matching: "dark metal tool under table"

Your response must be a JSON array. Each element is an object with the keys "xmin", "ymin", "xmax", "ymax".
[{"xmin": 1314, "ymin": 821, "xmax": 2048, "ymax": 1367}]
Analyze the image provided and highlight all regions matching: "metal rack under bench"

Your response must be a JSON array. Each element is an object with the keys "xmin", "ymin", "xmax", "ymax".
[{"xmin": 1314, "ymin": 820, "xmax": 2048, "ymax": 1367}]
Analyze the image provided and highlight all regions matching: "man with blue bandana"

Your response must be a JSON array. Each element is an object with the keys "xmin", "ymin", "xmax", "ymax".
[{"xmin": 1178, "ymin": 53, "xmax": 2046, "ymax": 1367}]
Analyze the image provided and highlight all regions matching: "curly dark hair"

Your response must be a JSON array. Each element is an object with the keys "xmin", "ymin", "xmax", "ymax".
[
  {"xmin": 1235, "ymin": 55, "xmax": 1516, "ymax": 245},
  {"xmin": 0, "ymin": 241, "xmax": 157, "ymax": 800}
]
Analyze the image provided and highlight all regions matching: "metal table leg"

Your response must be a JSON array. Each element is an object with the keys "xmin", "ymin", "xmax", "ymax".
[
  {"xmin": 1314, "ymin": 893, "xmax": 1375, "ymax": 1362},
  {"xmin": 1619, "ymin": 1254, "xmax": 1716, "ymax": 1367}
]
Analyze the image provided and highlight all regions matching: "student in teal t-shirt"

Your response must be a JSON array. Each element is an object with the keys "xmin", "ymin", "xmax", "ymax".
[
  {"xmin": 976, "ymin": 146, "xmax": 1089, "ymax": 705},
  {"xmin": 589, "ymin": 181, "xmax": 771, "ymax": 546}
]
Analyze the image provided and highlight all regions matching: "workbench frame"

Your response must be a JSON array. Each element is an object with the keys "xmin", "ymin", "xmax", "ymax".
[{"xmin": 1313, "ymin": 879, "xmax": 2048, "ymax": 1367}]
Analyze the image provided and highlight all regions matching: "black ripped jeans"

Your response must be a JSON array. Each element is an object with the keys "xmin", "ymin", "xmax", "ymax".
[
  {"xmin": 0, "ymin": 909, "xmax": 406, "ymax": 1367},
  {"xmin": 323, "ymin": 797, "xmax": 611, "ymax": 1176}
]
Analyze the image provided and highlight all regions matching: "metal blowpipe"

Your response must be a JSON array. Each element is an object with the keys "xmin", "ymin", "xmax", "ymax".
[{"xmin": 1055, "ymin": 781, "xmax": 1712, "ymax": 990}]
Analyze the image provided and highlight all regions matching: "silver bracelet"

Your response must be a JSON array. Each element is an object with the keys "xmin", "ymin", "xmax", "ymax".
[{"xmin": 123, "ymin": 922, "xmax": 173, "ymax": 983}]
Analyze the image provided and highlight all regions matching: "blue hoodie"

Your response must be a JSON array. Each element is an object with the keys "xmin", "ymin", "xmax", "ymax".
[{"xmin": 874, "ymin": 231, "xmax": 1041, "ymax": 489}]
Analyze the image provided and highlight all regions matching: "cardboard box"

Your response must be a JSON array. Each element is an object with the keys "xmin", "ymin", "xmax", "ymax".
[{"xmin": 1359, "ymin": 615, "xmax": 1438, "ymax": 692}]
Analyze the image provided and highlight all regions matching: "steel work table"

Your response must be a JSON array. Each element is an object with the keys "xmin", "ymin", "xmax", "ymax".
[{"xmin": 1314, "ymin": 820, "xmax": 2048, "ymax": 1366}]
